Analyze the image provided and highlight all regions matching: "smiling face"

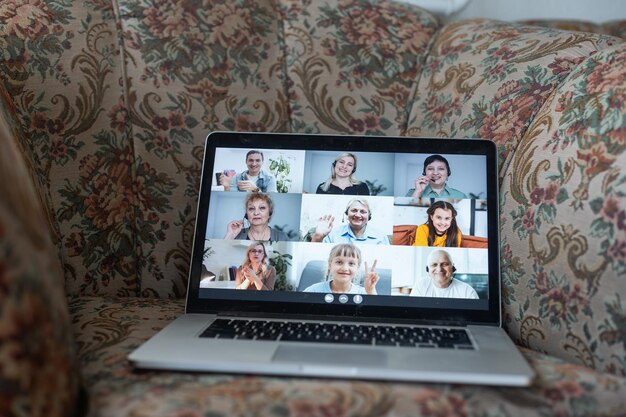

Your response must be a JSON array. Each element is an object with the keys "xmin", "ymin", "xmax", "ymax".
[
  {"xmin": 328, "ymin": 255, "xmax": 360, "ymax": 287},
  {"xmin": 334, "ymin": 156, "xmax": 355, "ymax": 179},
  {"xmin": 346, "ymin": 201, "xmax": 370, "ymax": 230},
  {"xmin": 424, "ymin": 160, "xmax": 449, "ymax": 188},
  {"xmin": 246, "ymin": 152, "xmax": 263, "ymax": 176},
  {"xmin": 246, "ymin": 198, "xmax": 270, "ymax": 226},
  {"xmin": 247, "ymin": 244, "xmax": 266, "ymax": 264},
  {"xmin": 430, "ymin": 207, "xmax": 453, "ymax": 234},
  {"xmin": 427, "ymin": 251, "xmax": 454, "ymax": 288}
]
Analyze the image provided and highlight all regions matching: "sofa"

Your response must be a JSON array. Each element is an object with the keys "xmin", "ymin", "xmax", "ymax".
[{"xmin": 2, "ymin": 1, "xmax": 626, "ymax": 416}]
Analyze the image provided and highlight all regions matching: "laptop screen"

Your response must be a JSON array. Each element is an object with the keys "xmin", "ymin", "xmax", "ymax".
[{"xmin": 187, "ymin": 132, "xmax": 501, "ymax": 325}]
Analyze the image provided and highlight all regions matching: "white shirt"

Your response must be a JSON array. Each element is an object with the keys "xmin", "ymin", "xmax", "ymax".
[{"xmin": 410, "ymin": 277, "xmax": 479, "ymax": 299}]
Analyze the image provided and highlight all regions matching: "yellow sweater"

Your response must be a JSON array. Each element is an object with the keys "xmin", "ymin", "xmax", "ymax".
[{"xmin": 412, "ymin": 224, "xmax": 462, "ymax": 247}]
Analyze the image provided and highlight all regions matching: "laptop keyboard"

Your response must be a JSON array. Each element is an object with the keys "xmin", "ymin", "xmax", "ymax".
[{"xmin": 200, "ymin": 319, "xmax": 474, "ymax": 349}]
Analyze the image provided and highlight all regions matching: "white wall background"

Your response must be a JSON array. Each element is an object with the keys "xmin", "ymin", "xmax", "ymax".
[
  {"xmin": 447, "ymin": 0, "xmax": 626, "ymax": 23},
  {"xmin": 393, "ymin": 199, "xmax": 488, "ymax": 237},
  {"xmin": 213, "ymin": 148, "xmax": 306, "ymax": 193},
  {"xmin": 299, "ymin": 194, "xmax": 395, "ymax": 240},
  {"xmin": 303, "ymin": 151, "xmax": 395, "ymax": 195},
  {"xmin": 393, "ymin": 153, "xmax": 487, "ymax": 198}
]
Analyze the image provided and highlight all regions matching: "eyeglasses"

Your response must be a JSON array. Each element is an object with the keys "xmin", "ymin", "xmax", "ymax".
[{"xmin": 249, "ymin": 249, "xmax": 264, "ymax": 254}]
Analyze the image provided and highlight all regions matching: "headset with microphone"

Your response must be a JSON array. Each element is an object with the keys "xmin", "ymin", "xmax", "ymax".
[
  {"xmin": 243, "ymin": 199, "xmax": 274, "ymax": 228},
  {"xmin": 422, "ymin": 155, "xmax": 451, "ymax": 176}
]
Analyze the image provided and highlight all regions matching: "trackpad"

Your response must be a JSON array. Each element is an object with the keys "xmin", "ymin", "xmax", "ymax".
[{"xmin": 273, "ymin": 345, "xmax": 387, "ymax": 367}]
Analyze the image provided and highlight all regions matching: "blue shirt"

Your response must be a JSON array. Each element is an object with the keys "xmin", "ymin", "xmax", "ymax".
[
  {"xmin": 303, "ymin": 280, "xmax": 367, "ymax": 294},
  {"xmin": 322, "ymin": 223, "xmax": 390, "ymax": 245},
  {"xmin": 230, "ymin": 170, "xmax": 277, "ymax": 193},
  {"xmin": 406, "ymin": 184, "xmax": 467, "ymax": 199}
]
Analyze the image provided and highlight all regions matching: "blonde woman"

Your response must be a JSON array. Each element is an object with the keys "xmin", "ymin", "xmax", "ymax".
[
  {"xmin": 235, "ymin": 242, "xmax": 276, "ymax": 291},
  {"xmin": 316, "ymin": 153, "xmax": 370, "ymax": 195}
]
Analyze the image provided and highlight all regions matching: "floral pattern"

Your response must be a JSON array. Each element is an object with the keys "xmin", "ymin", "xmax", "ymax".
[
  {"xmin": 404, "ymin": 19, "xmax": 619, "ymax": 174},
  {"xmin": 69, "ymin": 297, "xmax": 626, "ymax": 417},
  {"xmin": 0, "ymin": 106, "xmax": 84, "ymax": 417},
  {"xmin": 281, "ymin": 0, "xmax": 439, "ymax": 134},
  {"xmin": 501, "ymin": 43, "xmax": 626, "ymax": 376},
  {"xmin": 2, "ymin": 0, "xmax": 626, "ymax": 415}
]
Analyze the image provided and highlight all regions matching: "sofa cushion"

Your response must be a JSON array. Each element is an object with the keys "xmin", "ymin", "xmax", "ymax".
[
  {"xmin": 404, "ymin": 19, "xmax": 621, "ymax": 175},
  {"xmin": 0, "ymin": 99, "xmax": 85, "ymax": 416},
  {"xmin": 70, "ymin": 296, "xmax": 626, "ymax": 417},
  {"xmin": 280, "ymin": 0, "xmax": 440, "ymax": 135},
  {"xmin": 499, "ymin": 43, "xmax": 626, "ymax": 377}
]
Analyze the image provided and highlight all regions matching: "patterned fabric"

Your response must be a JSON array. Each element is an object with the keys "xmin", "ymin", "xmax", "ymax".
[
  {"xmin": 280, "ymin": 0, "xmax": 439, "ymax": 134},
  {"xmin": 500, "ymin": 43, "xmax": 626, "ymax": 377},
  {"xmin": 70, "ymin": 296, "xmax": 626, "ymax": 417},
  {"xmin": 0, "ymin": 104, "xmax": 84, "ymax": 417},
  {"xmin": 521, "ymin": 19, "xmax": 610, "ymax": 36},
  {"xmin": 3, "ymin": 1, "xmax": 626, "ymax": 415},
  {"xmin": 404, "ymin": 19, "xmax": 620, "ymax": 174},
  {"xmin": 522, "ymin": 19, "xmax": 626, "ymax": 39}
]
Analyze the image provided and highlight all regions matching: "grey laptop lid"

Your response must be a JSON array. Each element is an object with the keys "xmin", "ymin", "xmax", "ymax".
[{"xmin": 186, "ymin": 132, "xmax": 500, "ymax": 327}]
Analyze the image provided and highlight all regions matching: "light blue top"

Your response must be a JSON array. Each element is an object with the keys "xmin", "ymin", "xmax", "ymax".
[
  {"xmin": 303, "ymin": 280, "xmax": 367, "ymax": 294},
  {"xmin": 229, "ymin": 170, "xmax": 277, "ymax": 193},
  {"xmin": 406, "ymin": 184, "xmax": 467, "ymax": 199},
  {"xmin": 322, "ymin": 223, "xmax": 390, "ymax": 245}
]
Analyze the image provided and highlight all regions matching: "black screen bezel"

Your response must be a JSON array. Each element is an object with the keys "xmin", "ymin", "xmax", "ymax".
[{"xmin": 186, "ymin": 131, "xmax": 501, "ymax": 326}]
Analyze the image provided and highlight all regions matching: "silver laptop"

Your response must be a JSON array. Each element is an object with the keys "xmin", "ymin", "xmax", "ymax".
[{"xmin": 129, "ymin": 131, "xmax": 534, "ymax": 386}]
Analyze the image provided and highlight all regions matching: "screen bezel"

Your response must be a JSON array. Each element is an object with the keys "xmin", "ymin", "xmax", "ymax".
[{"xmin": 186, "ymin": 131, "xmax": 501, "ymax": 326}]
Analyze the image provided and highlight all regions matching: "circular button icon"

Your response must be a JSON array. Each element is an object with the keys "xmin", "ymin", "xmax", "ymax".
[
  {"xmin": 324, "ymin": 294, "xmax": 334, "ymax": 303},
  {"xmin": 338, "ymin": 294, "xmax": 349, "ymax": 304},
  {"xmin": 353, "ymin": 295, "xmax": 363, "ymax": 304}
]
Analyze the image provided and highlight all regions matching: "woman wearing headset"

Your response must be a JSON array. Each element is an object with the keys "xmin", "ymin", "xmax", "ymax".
[
  {"xmin": 316, "ymin": 153, "xmax": 370, "ymax": 195},
  {"xmin": 413, "ymin": 200, "xmax": 463, "ymax": 247},
  {"xmin": 235, "ymin": 241, "xmax": 276, "ymax": 291},
  {"xmin": 224, "ymin": 192, "xmax": 289, "ymax": 242}
]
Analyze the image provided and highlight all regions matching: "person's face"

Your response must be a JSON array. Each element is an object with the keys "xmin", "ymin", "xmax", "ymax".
[
  {"xmin": 334, "ymin": 156, "xmax": 355, "ymax": 178},
  {"xmin": 246, "ymin": 153, "xmax": 263, "ymax": 176},
  {"xmin": 346, "ymin": 202, "xmax": 369, "ymax": 229},
  {"xmin": 424, "ymin": 160, "xmax": 449, "ymax": 187},
  {"xmin": 427, "ymin": 252, "xmax": 454, "ymax": 288},
  {"xmin": 248, "ymin": 245, "xmax": 265, "ymax": 263},
  {"xmin": 329, "ymin": 255, "xmax": 359, "ymax": 285},
  {"xmin": 246, "ymin": 198, "xmax": 270, "ymax": 226},
  {"xmin": 430, "ymin": 208, "xmax": 453, "ymax": 234}
]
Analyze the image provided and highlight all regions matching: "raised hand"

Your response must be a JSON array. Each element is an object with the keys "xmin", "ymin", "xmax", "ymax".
[
  {"xmin": 224, "ymin": 219, "xmax": 244, "ymax": 239},
  {"xmin": 411, "ymin": 176, "xmax": 430, "ymax": 198},
  {"xmin": 311, "ymin": 214, "xmax": 335, "ymax": 242},
  {"xmin": 364, "ymin": 260, "xmax": 379, "ymax": 295}
]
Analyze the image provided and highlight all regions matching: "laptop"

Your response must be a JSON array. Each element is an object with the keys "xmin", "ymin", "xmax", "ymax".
[{"xmin": 129, "ymin": 131, "xmax": 534, "ymax": 386}]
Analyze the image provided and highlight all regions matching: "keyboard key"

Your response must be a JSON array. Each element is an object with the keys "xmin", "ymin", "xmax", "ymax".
[{"xmin": 199, "ymin": 319, "xmax": 473, "ymax": 350}]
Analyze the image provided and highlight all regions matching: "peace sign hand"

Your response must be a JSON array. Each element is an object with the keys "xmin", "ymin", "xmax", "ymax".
[{"xmin": 364, "ymin": 260, "xmax": 379, "ymax": 295}]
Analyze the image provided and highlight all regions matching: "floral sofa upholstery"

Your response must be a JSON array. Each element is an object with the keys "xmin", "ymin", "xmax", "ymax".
[{"xmin": 2, "ymin": 1, "xmax": 626, "ymax": 416}]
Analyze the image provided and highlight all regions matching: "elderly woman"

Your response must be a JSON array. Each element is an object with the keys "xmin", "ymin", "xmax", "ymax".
[{"xmin": 224, "ymin": 192, "xmax": 289, "ymax": 242}]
